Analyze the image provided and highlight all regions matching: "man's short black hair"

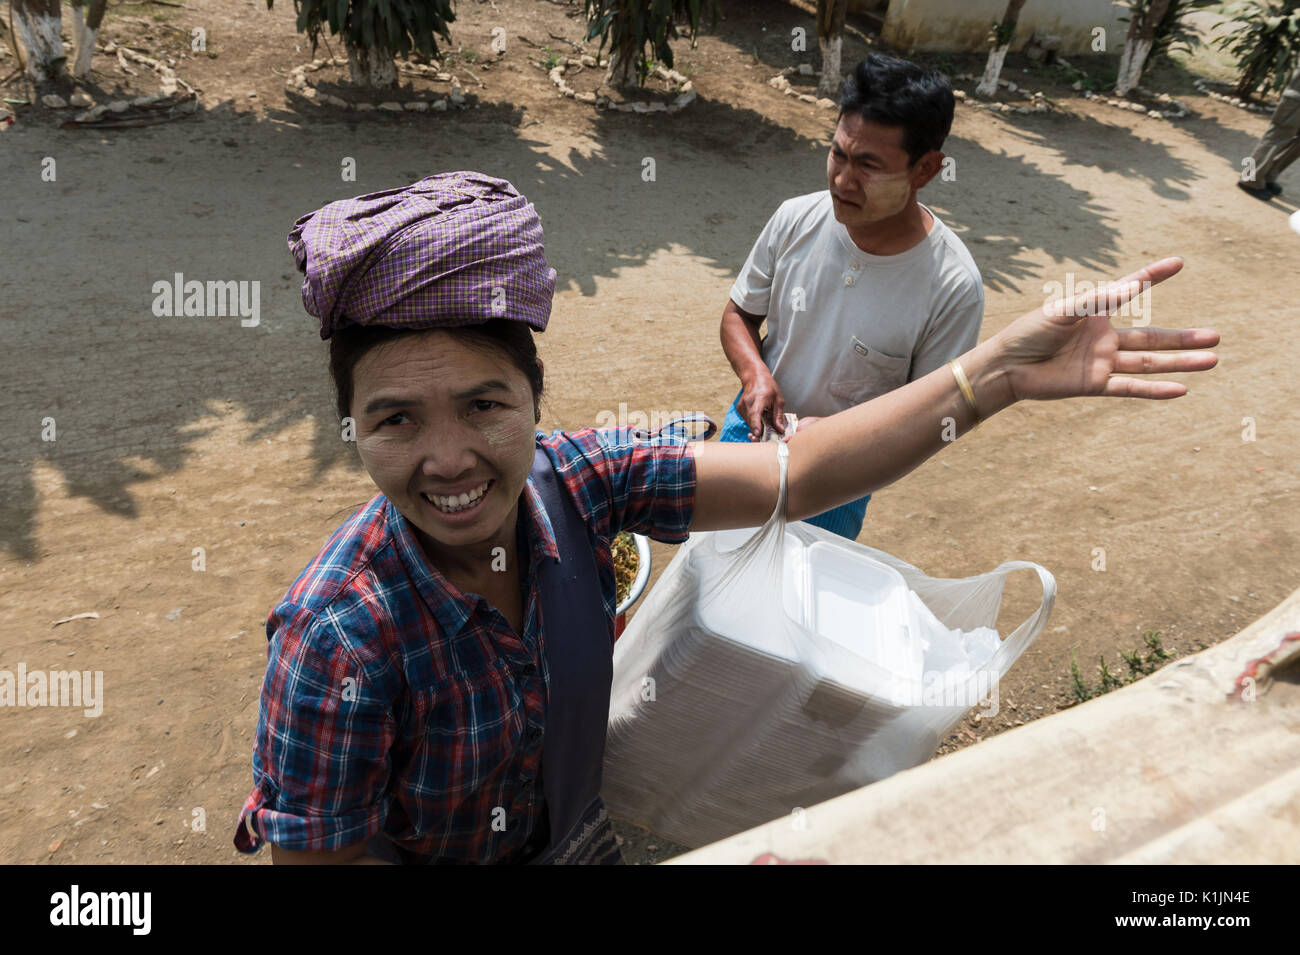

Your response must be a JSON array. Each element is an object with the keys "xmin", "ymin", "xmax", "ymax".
[{"xmin": 837, "ymin": 53, "xmax": 955, "ymax": 164}]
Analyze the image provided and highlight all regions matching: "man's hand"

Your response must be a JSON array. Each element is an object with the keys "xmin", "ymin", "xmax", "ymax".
[
  {"xmin": 720, "ymin": 300, "xmax": 788, "ymax": 439},
  {"xmin": 738, "ymin": 368, "xmax": 787, "ymax": 440}
]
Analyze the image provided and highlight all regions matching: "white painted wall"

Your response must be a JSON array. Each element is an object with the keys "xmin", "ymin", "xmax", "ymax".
[{"xmin": 881, "ymin": 0, "xmax": 1128, "ymax": 56}]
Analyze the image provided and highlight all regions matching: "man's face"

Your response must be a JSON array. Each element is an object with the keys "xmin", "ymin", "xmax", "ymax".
[
  {"xmin": 351, "ymin": 330, "xmax": 539, "ymax": 567},
  {"xmin": 826, "ymin": 112, "xmax": 918, "ymax": 226}
]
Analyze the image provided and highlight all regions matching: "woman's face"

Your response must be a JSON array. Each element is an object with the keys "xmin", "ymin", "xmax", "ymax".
[{"xmin": 350, "ymin": 329, "xmax": 540, "ymax": 573}]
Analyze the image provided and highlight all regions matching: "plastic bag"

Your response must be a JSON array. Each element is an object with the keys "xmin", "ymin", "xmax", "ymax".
[{"xmin": 602, "ymin": 442, "xmax": 1056, "ymax": 848}]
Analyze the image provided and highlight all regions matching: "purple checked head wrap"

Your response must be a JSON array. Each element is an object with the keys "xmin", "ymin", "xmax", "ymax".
[{"xmin": 288, "ymin": 172, "xmax": 557, "ymax": 340}]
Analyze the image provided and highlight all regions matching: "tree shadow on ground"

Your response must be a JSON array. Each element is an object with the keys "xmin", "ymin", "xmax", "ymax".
[
  {"xmin": 921, "ymin": 135, "xmax": 1120, "ymax": 293},
  {"xmin": 0, "ymin": 0, "xmax": 1184, "ymax": 561},
  {"xmin": 1000, "ymin": 108, "xmax": 1200, "ymax": 201}
]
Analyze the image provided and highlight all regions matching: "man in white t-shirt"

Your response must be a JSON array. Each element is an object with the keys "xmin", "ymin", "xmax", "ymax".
[{"xmin": 719, "ymin": 52, "xmax": 984, "ymax": 540}]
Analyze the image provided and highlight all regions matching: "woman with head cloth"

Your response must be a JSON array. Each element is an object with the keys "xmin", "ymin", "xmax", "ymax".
[{"xmin": 232, "ymin": 172, "xmax": 1218, "ymax": 864}]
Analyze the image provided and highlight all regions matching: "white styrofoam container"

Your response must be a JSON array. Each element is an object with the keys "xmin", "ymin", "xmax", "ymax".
[
  {"xmin": 712, "ymin": 528, "xmax": 924, "ymax": 703},
  {"xmin": 604, "ymin": 518, "xmax": 1055, "ymax": 848}
]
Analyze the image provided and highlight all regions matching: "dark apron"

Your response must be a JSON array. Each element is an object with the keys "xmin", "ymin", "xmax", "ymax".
[
  {"xmin": 522, "ymin": 436, "xmax": 622, "ymax": 865},
  {"xmin": 520, "ymin": 419, "xmax": 714, "ymax": 862}
]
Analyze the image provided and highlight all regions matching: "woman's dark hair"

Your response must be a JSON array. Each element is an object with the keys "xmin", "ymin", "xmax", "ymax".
[
  {"xmin": 329, "ymin": 319, "xmax": 545, "ymax": 424},
  {"xmin": 837, "ymin": 53, "xmax": 955, "ymax": 164}
]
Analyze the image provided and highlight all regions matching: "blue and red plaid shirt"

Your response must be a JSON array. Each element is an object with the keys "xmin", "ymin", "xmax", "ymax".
[{"xmin": 233, "ymin": 426, "xmax": 697, "ymax": 863}]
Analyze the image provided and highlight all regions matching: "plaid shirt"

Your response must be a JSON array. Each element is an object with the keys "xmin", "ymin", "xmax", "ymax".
[{"xmin": 233, "ymin": 426, "xmax": 696, "ymax": 863}]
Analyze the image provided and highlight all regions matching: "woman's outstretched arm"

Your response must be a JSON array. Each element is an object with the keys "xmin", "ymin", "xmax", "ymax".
[{"xmin": 689, "ymin": 257, "xmax": 1220, "ymax": 532}]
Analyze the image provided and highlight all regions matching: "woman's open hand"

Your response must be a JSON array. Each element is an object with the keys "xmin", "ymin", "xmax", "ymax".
[{"xmin": 994, "ymin": 257, "xmax": 1219, "ymax": 402}]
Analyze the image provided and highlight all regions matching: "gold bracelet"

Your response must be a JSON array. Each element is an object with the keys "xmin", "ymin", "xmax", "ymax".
[{"xmin": 949, "ymin": 359, "xmax": 981, "ymax": 425}]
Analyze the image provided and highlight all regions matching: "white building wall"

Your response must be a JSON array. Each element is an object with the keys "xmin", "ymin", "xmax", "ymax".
[{"xmin": 881, "ymin": 0, "xmax": 1128, "ymax": 56}]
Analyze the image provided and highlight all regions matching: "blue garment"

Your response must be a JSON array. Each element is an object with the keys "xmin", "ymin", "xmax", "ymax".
[
  {"xmin": 525, "ymin": 440, "xmax": 623, "ymax": 864},
  {"xmin": 719, "ymin": 388, "xmax": 870, "ymax": 541}
]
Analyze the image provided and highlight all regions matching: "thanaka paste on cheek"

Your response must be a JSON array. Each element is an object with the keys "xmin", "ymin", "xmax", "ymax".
[
  {"xmin": 861, "ymin": 175, "xmax": 912, "ymax": 221},
  {"xmin": 477, "ymin": 406, "xmax": 540, "ymax": 501},
  {"xmin": 478, "ymin": 407, "xmax": 535, "ymax": 454}
]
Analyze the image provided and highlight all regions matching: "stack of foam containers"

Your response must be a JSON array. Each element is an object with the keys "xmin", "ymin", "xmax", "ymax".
[{"xmin": 603, "ymin": 523, "xmax": 982, "ymax": 848}]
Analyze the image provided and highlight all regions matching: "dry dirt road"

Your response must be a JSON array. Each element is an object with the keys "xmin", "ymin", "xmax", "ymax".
[{"xmin": 1, "ymin": 0, "xmax": 1296, "ymax": 864}]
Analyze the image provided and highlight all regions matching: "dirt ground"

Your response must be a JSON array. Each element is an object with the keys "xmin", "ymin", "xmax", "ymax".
[{"xmin": 1, "ymin": 0, "xmax": 1297, "ymax": 865}]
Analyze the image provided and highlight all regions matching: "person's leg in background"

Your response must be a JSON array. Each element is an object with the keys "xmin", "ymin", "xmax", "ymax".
[
  {"xmin": 1243, "ymin": 94, "xmax": 1300, "ymax": 194},
  {"xmin": 719, "ymin": 387, "xmax": 871, "ymax": 541},
  {"xmin": 1260, "ymin": 133, "xmax": 1300, "ymax": 193}
]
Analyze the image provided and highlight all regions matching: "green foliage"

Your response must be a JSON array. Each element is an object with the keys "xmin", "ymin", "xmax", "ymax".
[
  {"xmin": 1097, "ymin": 655, "xmax": 1124, "ymax": 693},
  {"xmin": 984, "ymin": 0, "xmax": 1029, "ymax": 49},
  {"xmin": 990, "ymin": 19, "xmax": 1017, "ymax": 48},
  {"xmin": 1069, "ymin": 651, "xmax": 1093, "ymax": 702},
  {"xmin": 1052, "ymin": 59, "xmax": 1103, "ymax": 91},
  {"xmin": 540, "ymin": 46, "xmax": 563, "ymax": 70},
  {"xmin": 583, "ymin": 0, "xmax": 720, "ymax": 87},
  {"xmin": 1214, "ymin": 0, "xmax": 1300, "ymax": 98},
  {"xmin": 266, "ymin": 0, "xmax": 456, "ymax": 59},
  {"xmin": 1142, "ymin": 628, "xmax": 1172, "ymax": 663},
  {"xmin": 1068, "ymin": 630, "xmax": 1176, "ymax": 703},
  {"xmin": 1118, "ymin": 0, "xmax": 1219, "ymax": 64},
  {"xmin": 928, "ymin": 51, "xmax": 957, "ymax": 76}
]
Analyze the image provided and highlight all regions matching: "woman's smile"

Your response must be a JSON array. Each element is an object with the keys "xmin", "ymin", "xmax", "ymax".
[{"xmin": 422, "ymin": 478, "xmax": 495, "ymax": 521}]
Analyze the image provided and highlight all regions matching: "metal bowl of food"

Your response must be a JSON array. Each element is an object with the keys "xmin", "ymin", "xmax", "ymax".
[{"xmin": 613, "ymin": 531, "xmax": 652, "ymax": 638}]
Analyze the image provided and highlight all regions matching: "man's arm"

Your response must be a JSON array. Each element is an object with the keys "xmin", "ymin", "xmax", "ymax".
[
  {"xmin": 720, "ymin": 299, "xmax": 766, "ymax": 382},
  {"xmin": 720, "ymin": 299, "xmax": 789, "ymax": 437},
  {"xmin": 724, "ymin": 199, "xmax": 795, "ymax": 436}
]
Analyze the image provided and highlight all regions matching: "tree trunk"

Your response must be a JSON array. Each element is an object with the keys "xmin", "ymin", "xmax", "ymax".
[
  {"xmin": 976, "ymin": 45, "xmax": 1011, "ymax": 97},
  {"xmin": 345, "ymin": 39, "xmax": 397, "ymax": 88},
  {"xmin": 604, "ymin": 41, "xmax": 638, "ymax": 90},
  {"xmin": 13, "ymin": 0, "xmax": 65, "ymax": 83},
  {"xmin": 815, "ymin": 0, "xmax": 849, "ymax": 98},
  {"xmin": 1234, "ymin": 66, "xmax": 1264, "ymax": 101},
  {"xmin": 1115, "ymin": 0, "xmax": 1171, "ymax": 96},
  {"xmin": 69, "ymin": 0, "xmax": 107, "ymax": 80},
  {"xmin": 975, "ymin": 0, "xmax": 1028, "ymax": 97}
]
